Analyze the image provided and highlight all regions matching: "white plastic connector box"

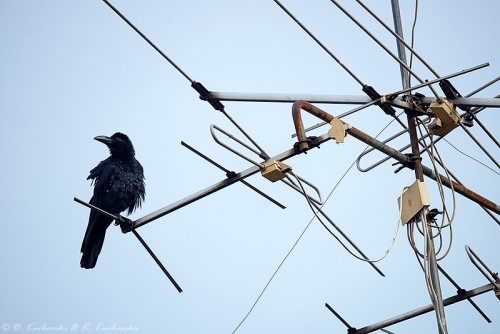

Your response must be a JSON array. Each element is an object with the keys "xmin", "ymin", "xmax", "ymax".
[
  {"xmin": 428, "ymin": 100, "xmax": 460, "ymax": 136},
  {"xmin": 261, "ymin": 160, "xmax": 291, "ymax": 182},
  {"xmin": 398, "ymin": 180, "xmax": 430, "ymax": 225}
]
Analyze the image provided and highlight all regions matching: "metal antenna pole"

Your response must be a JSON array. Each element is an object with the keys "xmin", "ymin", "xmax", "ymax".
[
  {"xmin": 390, "ymin": 0, "xmax": 410, "ymax": 89},
  {"xmin": 390, "ymin": 2, "xmax": 447, "ymax": 333}
]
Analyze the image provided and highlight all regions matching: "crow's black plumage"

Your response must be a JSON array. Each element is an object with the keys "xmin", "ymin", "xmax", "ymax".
[{"xmin": 80, "ymin": 132, "xmax": 145, "ymax": 269}]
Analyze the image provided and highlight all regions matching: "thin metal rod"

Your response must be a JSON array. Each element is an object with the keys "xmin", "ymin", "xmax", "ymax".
[
  {"xmin": 464, "ymin": 113, "xmax": 500, "ymax": 148},
  {"xmin": 465, "ymin": 245, "xmax": 500, "ymax": 288},
  {"xmin": 463, "ymin": 80, "xmax": 500, "ymax": 148},
  {"xmin": 281, "ymin": 175, "xmax": 324, "ymax": 206},
  {"xmin": 292, "ymin": 101, "xmax": 500, "ymax": 214},
  {"xmin": 380, "ymin": 329, "xmax": 396, "ymax": 334},
  {"xmin": 101, "ymin": 0, "xmax": 193, "ymax": 83},
  {"xmin": 330, "ymin": 0, "xmax": 440, "ymax": 99},
  {"xmin": 273, "ymin": 0, "xmax": 365, "ymax": 86},
  {"xmin": 458, "ymin": 122, "xmax": 500, "ymax": 169},
  {"xmin": 74, "ymin": 197, "xmax": 120, "ymax": 220},
  {"xmin": 221, "ymin": 110, "xmax": 271, "ymax": 160},
  {"xmin": 358, "ymin": 0, "xmax": 440, "ymax": 79},
  {"xmin": 131, "ymin": 230, "xmax": 183, "ymax": 293},
  {"xmin": 464, "ymin": 76, "xmax": 500, "ymax": 97},
  {"xmin": 73, "ymin": 197, "xmax": 183, "ymax": 292},
  {"xmin": 325, "ymin": 303, "xmax": 355, "ymax": 330},
  {"xmin": 437, "ymin": 264, "xmax": 491, "ymax": 323},
  {"xmin": 105, "ymin": 2, "xmax": 276, "ymax": 171},
  {"xmin": 389, "ymin": 63, "xmax": 489, "ymax": 98},
  {"xmin": 352, "ymin": 283, "xmax": 496, "ymax": 334},
  {"xmin": 180, "ymin": 141, "xmax": 286, "ymax": 209},
  {"xmin": 210, "ymin": 124, "xmax": 265, "ymax": 168},
  {"xmin": 133, "ymin": 133, "xmax": 334, "ymax": 229}
]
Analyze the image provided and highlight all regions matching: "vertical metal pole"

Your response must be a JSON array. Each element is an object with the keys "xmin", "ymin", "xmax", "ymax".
[
  {"xmin": 391, "ymin": 0, "xmax": 410, "ymax": 89},
  {"xmin": 391, "ymin": 2, "xmax": 448, "ymax": 333}
]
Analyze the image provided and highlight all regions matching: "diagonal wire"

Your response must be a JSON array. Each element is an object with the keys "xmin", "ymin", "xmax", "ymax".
[
  {"xmin": 442, "ymin": 138, "xmax": 499, "ymax": 176},
  {"xmin": 357, "ymin": 0, "xmax": 439, "ymax": 79},
  {"xmin": 273, "ymin": 0, "xmax": 364, "ymax": 86},
  {"xmin": 101, "ymin": 0, "xmax": 273, "ymax": 163},
  {"xmin": 329, "ymin": 0, "xmax": 439, "ymax": 99},
  {"xmin": 231, "ymin": 159, "xmax": 358, "ymax": 334},
  {"xmin": 458, "ymin": 123, "xmax": 500, "ymax": 169},
  {"xmin": 231, "ymin": 115, "xmax": 399, "ymax": 333},
  {"xmin": 102, "ymin": 0, "xmax": 193, "ymax": 82},
  {"xmin": 273, "ymin": 0, "xmax": 408, "ymax": 128}
]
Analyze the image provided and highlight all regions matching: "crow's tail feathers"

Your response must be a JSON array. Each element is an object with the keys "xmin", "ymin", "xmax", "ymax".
[
  {"xmin": 80, "ymin": 231, "xmax": 106, "ymax": 269},
  {"xmin": 80, "ymin": 215, "xmax": 112, "ymax": 269}
]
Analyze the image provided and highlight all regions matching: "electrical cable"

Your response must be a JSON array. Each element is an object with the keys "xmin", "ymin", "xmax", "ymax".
[
  {"xmin": 230, "ymin": 161, "xmax": 358, "ymax": 333},
  {"xmin": 417, "ymin": 118, "xmax": 456, "ymax": 230},
  {"xmin": 405, "ymin": 6, "xmax": 450, "ymax": 325},
  {"xmin": 408, "ymin": 0, "xmax": 419, "ymax": 88},
  {"xmin": 421, "ymin": 210, "xmax": 449, "ymax": 334},
  {"xmin": 231, "ymin": 116, "xmax": 400, "ymax": 333},
  {"xmin": 291, "ymin": 169, "xmax": 401, "ymax": 263},
  {"xmin": 414, "ymin": 119, "xmax": 455, "ymax": 264}
]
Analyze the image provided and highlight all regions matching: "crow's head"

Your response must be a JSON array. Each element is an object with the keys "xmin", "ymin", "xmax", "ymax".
[{"xmin": 94, "ymin": 132, "xmax": 135, "ymax": 157}]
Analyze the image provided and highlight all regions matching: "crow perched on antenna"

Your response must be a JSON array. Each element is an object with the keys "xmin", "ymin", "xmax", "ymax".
[{"xmin": 80, "ymin": 132, "xmax": 145, "ymax": 269}]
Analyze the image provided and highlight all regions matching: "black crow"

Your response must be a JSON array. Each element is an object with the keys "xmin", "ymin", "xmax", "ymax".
[{"xmin": 80, "ymin": 132, "xmax": 145, "ymax": 269}]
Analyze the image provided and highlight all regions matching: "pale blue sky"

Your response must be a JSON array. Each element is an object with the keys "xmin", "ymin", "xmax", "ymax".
[{"xmin": 1, "ymin": 1, "xmax": 499, "ymax": 333}]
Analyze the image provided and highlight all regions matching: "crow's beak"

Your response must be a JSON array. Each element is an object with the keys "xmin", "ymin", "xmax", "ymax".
[{"xmin": 94, "ymin": 135, "xmax": 114, "ymax": 145}]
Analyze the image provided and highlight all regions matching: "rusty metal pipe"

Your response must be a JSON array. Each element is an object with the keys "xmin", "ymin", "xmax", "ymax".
[
  {"xmin": 292, "ymin": 101, "xmax": 334, "ymax": 151},
  {"xmin": 292, "ymin": 101, "xmax": 500, "ymax": 214}
]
